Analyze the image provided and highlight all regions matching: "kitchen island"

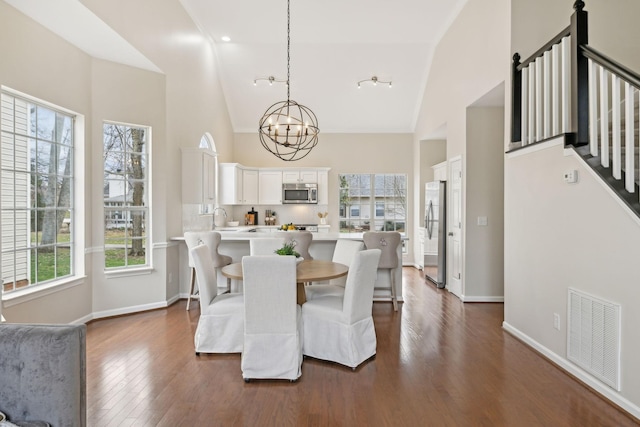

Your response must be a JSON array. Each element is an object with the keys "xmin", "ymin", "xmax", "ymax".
[{"xmin": 173, "ymin": 231, "xmax": 405, "ymax": 304}]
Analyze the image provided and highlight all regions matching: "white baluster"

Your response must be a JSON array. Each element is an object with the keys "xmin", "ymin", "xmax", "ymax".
[
  {"xmin": 588, "ymin": 59, "xmax": 599, "ymax": 156},
  {"xmin": 625, "ymin": 82, "xmax": 635, "ymax": 193},
  {"xmin": 535, "ymin": 57, "xmax": 543, "ymax": 141},
  {"xmin": 528, "ymin": 64, "xmax": 535, "ymax": 145},
  {"xmin": 600, "ymin": 67, "xmax": 609, "ymax": 167},
  {"xmin": 612, "ymin": 75, "xmax": 621, "ymax": 180},
  {"xmin": 552, "ymin": 43, "xmax": 560, "ymax": 135},
  {"xmin": 543, "ymin": 50, "xmax": 552, "ymax": 139},
  {"xmin": 522, "ymin": 67, "xmax": 529, "ymax": 145},
  {"xmin": 561, "ymin": 37, "xmax": 571, "ymax": 133}
]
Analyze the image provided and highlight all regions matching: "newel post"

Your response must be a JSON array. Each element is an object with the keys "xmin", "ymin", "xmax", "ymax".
[
  {"xmin": 511, "ymin": 53, "xmax": 522, "ymax": 143},
  {"xmin": 570, "ymin": 0, "xmax": 589, "ymax": 146}
]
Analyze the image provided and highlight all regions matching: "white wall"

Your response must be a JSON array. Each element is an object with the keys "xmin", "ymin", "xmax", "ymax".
[
  {"xmin": 0, "ymin": 1, "xmax": 93, "ymax": 323},
  {"xmin": 90, "ymin": 59, "xmax": 170, "ymax": 313},
  {"xmin": 465, "ymin": 107, "xmax": 504, "ymax": 299},
  {"xmin": 413, "ymin": 0, "xmax": 510, "ymax": 296},
  {"xmin": 504, "ymin": 140, "xmax": 640, "ymax": 415},
  {"xmin": 1, "ymin": 0, "xmax": 234, "ymax": 321},
  {"xmin": 507, "ymin": 0, "xmax": 640, "ymax": 414}
]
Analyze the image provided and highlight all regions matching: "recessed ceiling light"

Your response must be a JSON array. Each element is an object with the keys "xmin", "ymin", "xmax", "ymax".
[{"xmin": 221, "ymin": 36, "xmax": 231, "ymax": 42}]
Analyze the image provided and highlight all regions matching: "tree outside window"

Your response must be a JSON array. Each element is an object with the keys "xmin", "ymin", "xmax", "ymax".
[
  {"xmin": 103, "ymin": 123, "xmax": 149, "ymax": 269},
  {"xmin": 1, "ymin": 93, "xmax": 75, "ymax": 292}
]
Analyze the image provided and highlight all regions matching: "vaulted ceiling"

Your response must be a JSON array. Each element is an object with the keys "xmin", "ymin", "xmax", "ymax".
[
  {"xmin": 5, "ymin": 0, "xmax": 469, "ymax": 134},
  {"xmin": 180, "ymin": 0, "xmax": 468, "ymax": 133}
]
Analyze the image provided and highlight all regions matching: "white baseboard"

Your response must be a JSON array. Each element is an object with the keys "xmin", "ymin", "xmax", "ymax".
[
  {"xmin": 89, "ymin": 300, "xmax": 176, "ymax": 322},
  {"xmin": 502, "ymin": 321, "xmax": 640, "ymax": 420},
  {"xmin": 462, "ymin": 295, "xmax": 504, "ymax": 303}
]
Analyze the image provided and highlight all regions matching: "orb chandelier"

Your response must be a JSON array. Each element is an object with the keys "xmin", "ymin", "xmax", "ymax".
[{"xmin": 258, "ymin": 0, "xmax": 319, "ymax": 161}]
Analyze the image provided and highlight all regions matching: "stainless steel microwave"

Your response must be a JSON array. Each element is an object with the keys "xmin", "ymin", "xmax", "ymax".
[{"xmin": 282, "ymin": 183, "xmax": 318, "ymax": 204}]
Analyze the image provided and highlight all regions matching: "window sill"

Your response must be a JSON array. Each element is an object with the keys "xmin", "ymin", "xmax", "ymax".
[
  {"xmin": 104, "ymin": 266, "xmax": 154, "ymax": 279},
  {"xmin": 2, "ymin": 276, "xmax": 87, "ymax": 307}
]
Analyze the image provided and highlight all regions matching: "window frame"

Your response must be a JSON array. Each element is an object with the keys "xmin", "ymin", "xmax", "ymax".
[
  {"xmin": 103, "ymin": 120, "xmax": 151, "ymax": 271},
  {"xmin": 1, "ymin": 87, "xmax": 85, "ymax": 296},
  {"xmin": 338, "ymin": 173, "xmax": 407, "ymax": 237}
]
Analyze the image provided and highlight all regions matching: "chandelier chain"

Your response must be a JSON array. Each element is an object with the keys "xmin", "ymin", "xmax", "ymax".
[
  {"xmin": 257, "ymin": 0, "xmax": 319, "ymax": 161},
  {"xmin": 287, "ymin": 0, "xmax": 291, "ymax": 101}
]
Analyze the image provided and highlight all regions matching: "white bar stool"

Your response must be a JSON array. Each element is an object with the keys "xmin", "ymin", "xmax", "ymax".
[{"xmin": 363, "ymin": 231, "xmax": 401, "ymax": 311}]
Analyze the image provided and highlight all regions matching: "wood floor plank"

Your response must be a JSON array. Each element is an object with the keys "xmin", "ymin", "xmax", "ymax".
[{"xmin": 86, "ymin": 268, "xmax": 639, "ymax": 426}]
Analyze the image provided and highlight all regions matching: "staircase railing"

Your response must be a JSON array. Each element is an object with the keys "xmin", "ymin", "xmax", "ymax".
[
  {"xmin": 511, "ymin": 0, "xmax": 588, "ymax": 148},
  {"xmin": 511, "ymin": 0, "xmax": 640, "ymax": 217},
  {"xmin": 582, "ymin": 45, "xmax": 640, "ymax": 193}
]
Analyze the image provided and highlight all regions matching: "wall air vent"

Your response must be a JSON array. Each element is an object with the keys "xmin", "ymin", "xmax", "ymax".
[{"xmin": 568, "ymin": 288, "xmax": 621, "ymax": 391}]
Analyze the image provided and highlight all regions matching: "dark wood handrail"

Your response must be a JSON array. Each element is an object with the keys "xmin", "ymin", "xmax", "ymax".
[
  {"xmin": 516, "ymin": 26, "xmax": 571, "ymax": 71},
  {"xmin": 511, "ymin": 0, "xmax": 588, "ymax": 145},
  {"xmin": 581, "ymin": 45, "xmax": 640, "ymax": 89}
]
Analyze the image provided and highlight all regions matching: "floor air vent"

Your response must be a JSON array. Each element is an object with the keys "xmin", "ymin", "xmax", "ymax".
[{"xmin": 568, "ymin": 288, "xmax": 621, "ymax": 391}]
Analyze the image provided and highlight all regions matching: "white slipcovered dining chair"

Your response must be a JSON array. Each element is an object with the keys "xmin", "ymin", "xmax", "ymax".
[
  {"xmin": 363, "ymin": 231, "xmax": 402, "ymax": 311},
  {"xmin": 184, "ymin": 231, "xmax": 232, "ymax": 310},
  {"xmin": 249, "ymin": 237, "xmax": 286, "ymax": 255},
  {"xmin": 241, "ymin": 255, "xmax": 302, "ymax": 382},
  {"xmin": 191, "ymin": 244, "xmax": 244, "ymax": 354},
  {"xmin": 275, "ymin": 231, "xmax": 313, "ymax": 260},
  {"xmin": 301, "ymin": 249, "xmax": 381, "ymax": 370},
  {"xmin": 305, "ymin": 239, "xmax": 364, "ymax": 300}
]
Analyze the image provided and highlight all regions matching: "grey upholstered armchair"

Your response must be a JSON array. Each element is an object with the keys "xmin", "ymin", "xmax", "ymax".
[{"xmin": 0, "ymin": 323, "xmax": 86, "ymax": 427}]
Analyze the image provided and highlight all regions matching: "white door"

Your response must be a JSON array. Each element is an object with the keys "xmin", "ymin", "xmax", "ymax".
[{"xmin": 448, "ymin": 157, "xmax": 463, "ymax": 298}]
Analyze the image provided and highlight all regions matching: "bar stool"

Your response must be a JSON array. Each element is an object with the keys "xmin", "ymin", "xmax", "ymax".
[
  {"xmin": 184, "ymin": 231, "xmax": 232, "ymax": 311},
  {"xmin": 363, "ymin": 231, "xmax": 401, "ymax": 311}
]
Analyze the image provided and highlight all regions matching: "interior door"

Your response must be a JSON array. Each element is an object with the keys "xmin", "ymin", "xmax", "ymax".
[{"xmin": 448, "ymin": 157, "xmax": 463, "ymax": 297}]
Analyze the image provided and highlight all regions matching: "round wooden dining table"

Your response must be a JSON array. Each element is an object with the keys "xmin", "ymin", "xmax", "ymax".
[{"xmin": 221, "ymin": 259, "xmax": 348, "ymax": 305}]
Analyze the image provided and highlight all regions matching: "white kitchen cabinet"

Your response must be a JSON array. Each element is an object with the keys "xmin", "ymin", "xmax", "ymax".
[
  {"xmin": 219, "ymin": 164, "xmax": 258, "ymax": 205},
  {"xmin": 433, "ymin": 161, "xmax": 447, "ymax": 182},
  {"xmin": 219, "ymin": 163, "xmax": 243, "ymax": 205},
  {"xmin": 282, "ymin": 169, "xmax": 318, "ymax": 183},
  {"xmin": 181, "ymin": 148, "xmax": 216, "ymax": 204},
  {"xmin": 242, "ymin": 169, "xmax": 259, "ymax": 205},
  {"xmin": 317, "ymin": 169, "xmax": 329, "ymax": 205},
  {"xmin": 259, "ymin": 170, "xmax": 283, "ymax": 204}
]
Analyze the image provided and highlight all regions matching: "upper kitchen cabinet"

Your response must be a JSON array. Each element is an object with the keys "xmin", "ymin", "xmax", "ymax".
[
  {"xmin": 219, "ymin": 163, "xmax": 241, "ymax": 205},
  {"xmin": 282, "ymin": 169, "xmax": 318, "ymax": 184},
  {"xmin": 219, "ymin": 163, "xmax": 257, "ymax": 205},
  {"xmin": 317, "ymin": 169, "xmax": 329, "ymax": 205},
  {"xmin": 181, "ymin": 147, "xmax": 216, "ymax": 204},
  {"xmin": 433, "ymin": 161, "xmax": 447, "ymax": 182},
  {"xmin": 259, "ymin": 170, "xmax": 283, "ymax": 205},
  {"xmin": 242, "ymin": 169, "xmax": 259, "ymax": 205}
]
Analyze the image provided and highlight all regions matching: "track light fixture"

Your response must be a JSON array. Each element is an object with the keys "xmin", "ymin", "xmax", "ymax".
[
  {"xmin": 357, "ymin": 76, "xmax": 392, "ymax": 89},
  {"xmin": 253, "ymin": 76, "xmax": 287, "ymax": 86}
]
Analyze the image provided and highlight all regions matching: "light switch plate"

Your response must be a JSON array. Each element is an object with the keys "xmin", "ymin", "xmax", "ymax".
[{"xmin": 477, "ymin": 216, "xmax": 488, "ymax": 226}]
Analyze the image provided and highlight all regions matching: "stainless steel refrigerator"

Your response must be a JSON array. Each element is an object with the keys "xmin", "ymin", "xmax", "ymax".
[{"xmin": 424, "ymin": 181, "xmax": 446, "ymax": 288}]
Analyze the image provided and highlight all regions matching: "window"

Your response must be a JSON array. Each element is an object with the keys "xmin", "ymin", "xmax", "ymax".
[
  {"xmin": 339, "ymin": 174, "xmax": 407, "ymax": 235},
  {"xmin": 103, "ymin": 122, "xmax": 150, "ymax": 269},
  {"xmin": 1, "ymin": 92, "xmax": 75, "ymax": 292}
]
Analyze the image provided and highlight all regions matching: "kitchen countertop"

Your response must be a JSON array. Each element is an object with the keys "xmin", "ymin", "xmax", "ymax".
[{"xmin": 172, "ymin": 230, "xmax": 408, "ymax": 242}]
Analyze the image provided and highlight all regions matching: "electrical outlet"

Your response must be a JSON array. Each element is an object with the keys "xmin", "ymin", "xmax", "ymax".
[{"xmin": 553, "ymin": 313, "xmax": 560, "ymax": 331}]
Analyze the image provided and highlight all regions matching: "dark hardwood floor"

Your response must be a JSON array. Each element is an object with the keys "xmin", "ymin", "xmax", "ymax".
[{"xmin": 86, "ymin": 268, "xmax": 639, "ymax": 426}]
